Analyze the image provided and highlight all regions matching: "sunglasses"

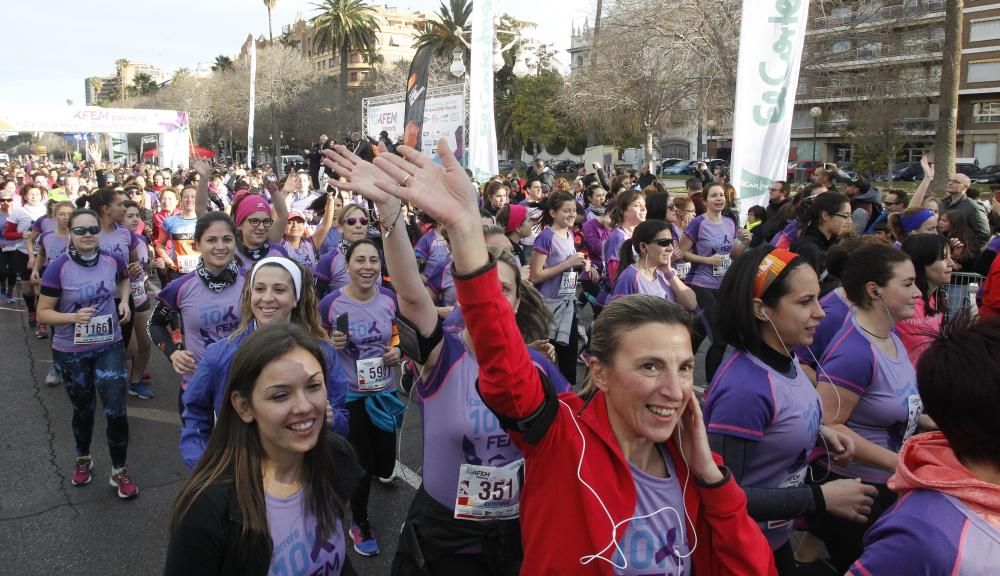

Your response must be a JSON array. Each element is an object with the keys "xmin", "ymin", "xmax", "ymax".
[
  {"xmin": 246, "ymin": 218, "xmax": 274, "ymax": 228},
  {"xmin": 71, "ymin": 225, "xmax": 101, "ymax": 236},
  {"xmin": 0, "ymin": 199, "xmax": 11, "ymax": 203},
  {"xmin": 346, "ymin": 217, "xmax": 369, "ymax": 226},
  {"xmin": 128, "ymin": 189, "xmax": 143, "ymax": 196},
  {"xmin": 651, "ymin": 238, "xmax": 673, "ymax": 247}
]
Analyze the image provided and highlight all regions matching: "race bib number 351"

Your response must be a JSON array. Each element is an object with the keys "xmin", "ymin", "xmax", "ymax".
[{"xmin": 454, "ymin": 459, "xmax": 524, "ymax": 521}]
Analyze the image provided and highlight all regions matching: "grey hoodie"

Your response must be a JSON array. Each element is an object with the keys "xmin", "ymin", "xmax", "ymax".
[{"xmin": 850, "ymin": 187, "xmax": 882, "ymax": 235}]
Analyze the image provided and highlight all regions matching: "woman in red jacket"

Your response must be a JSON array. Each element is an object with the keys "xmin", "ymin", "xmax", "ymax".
[{"xmin": 322, "ymin": 139, "xmax": 776, "ymax": 576}]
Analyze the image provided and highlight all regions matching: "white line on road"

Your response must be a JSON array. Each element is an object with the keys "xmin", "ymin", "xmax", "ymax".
[{"xmin": 0, "ymin": 306, "xmax": 23, "ymax": 313}]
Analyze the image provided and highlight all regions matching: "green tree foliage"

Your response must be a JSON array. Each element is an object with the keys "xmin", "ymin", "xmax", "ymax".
[
  {"xmin": 310, "ymin": 0, "xmax": 381, "ymax": 128},
  {"xmin": 414, "ymin": 0, "xmax": 472, "ymax": 59},
  {"xmin": 211, "ymin": 55, "xmax": 234, "ymax": 72}
]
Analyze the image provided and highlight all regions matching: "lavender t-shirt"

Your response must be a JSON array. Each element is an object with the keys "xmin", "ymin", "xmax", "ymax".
[
  {"xmin": 415, "ymin": 229, "xmax": 451, "ymax": 291},
  {"xmin": 850, "ymin": 490, "xmax": 1000, "ymax": 576},
  {"xmin": 130, "ymin": 233, "xmax": 150, "ymax": 307},
  {"xmin": 417, "ymin": 330, "xmax": 569, "ymax": 508},
  {"xmin": 157, "ymin": 272, "xmax": 245, "ymax": 388},
  {"xmin": 704, "ymin": 350, "xmax": 821, "ymax": 549},
  {"xmin": 38, "ymin": 231, "xmax": 69, "ymax": 264},
  {"xmin": 319, "ymin": 287, "xmax": 398, "ymax": 396},
  {"xmin": 532, "ymin": 226, "xmax": 577, "ymax": 299},
  {"xmin": 41, "ymin": 252, "xmax": 127, "ymax": 353},
  {"xmin": 612, "ymin": 446, "xmax": 692, "ymax": 575},
  {"xmin": 281, "ymin": 237, "xmax": 318, "ymax": 271},
  {"xmin": 610, "ymin": 265, "xmax": 676, "ymax": 303},
  {"xmin": 684, "ymin": 215, "xmax": 736, "ymax": 289},
  {"xmin": 99, "ymin": 223, "xmax": 138, "ymax": 264},
  {"xmin": 265, "ymin": 490, "xmax": 346, "ymax": 576},
  {"xmin": 602, "ymin": 227, "xmax": 630, "ymax": 271},
  {"xmin": 820, "ymin": 318, "xmax": 921, "ymax": 483}
]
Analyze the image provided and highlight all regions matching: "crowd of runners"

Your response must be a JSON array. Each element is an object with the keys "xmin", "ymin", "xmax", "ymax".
[{"xmin": 1, "ymin": 135, "xmax": 998, "ymax": 575}]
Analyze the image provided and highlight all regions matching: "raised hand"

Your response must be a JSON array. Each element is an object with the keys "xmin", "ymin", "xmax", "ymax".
[
  {"xmin": 192, "ymin": 159, "xmax": 212, "ymax": 179},
  {"xmin": 321, "ymin": 144, "xmax": 397, "ymax": 205},
  {"xmin": 371, "ymin": 138, "xmax": 479, "ymax": 231}
]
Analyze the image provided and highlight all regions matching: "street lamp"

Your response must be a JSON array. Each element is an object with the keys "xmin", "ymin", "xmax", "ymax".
[
  {"xmin": 809, "ymin": 106, "xmax": 823, "ymax": 162},
  {"xmin": 449, "ymin": 47, "xmax": 465, "ymax": 78},
  {"xmin": 448, "ymin": 24, "xmax": 534, "ymax": 79}
]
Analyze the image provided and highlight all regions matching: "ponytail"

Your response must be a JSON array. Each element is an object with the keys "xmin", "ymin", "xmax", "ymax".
[{"xmin": 618, "ymin": 219, "xmax": 671, "ymax": 270}]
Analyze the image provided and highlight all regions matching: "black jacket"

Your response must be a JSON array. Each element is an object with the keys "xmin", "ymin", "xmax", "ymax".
[
  {"xmin": 163, "ymin": 435, "xmax": 362, "ymax": 576},
  {"xmin": 790, "ymin": 226, "xmax": 837, "ymax": 288},
  {"xmin": 761, "ymin": 197, "xmax": 790, "ymax": 241}
]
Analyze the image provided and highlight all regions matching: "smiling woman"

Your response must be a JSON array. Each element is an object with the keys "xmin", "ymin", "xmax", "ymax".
[{"xmin": 165, "ymin": 323, "xmax": 362, "ymax": 576}]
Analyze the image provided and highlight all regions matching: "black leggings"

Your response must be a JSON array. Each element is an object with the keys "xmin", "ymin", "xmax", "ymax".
[
  {"xmin": 552, "ymin": 310, "xmax": 579, "ymax": 386},
  {"xmin": 0, "ymin": 250, "xmax": 19, "ymax": 294},
  {"xmin": 690, "ymin": 285, "xmax": 726, "ymax": 382},
  {"xmin": 347, "ymin": 398, "xmax": 397, "ymax": 524}
]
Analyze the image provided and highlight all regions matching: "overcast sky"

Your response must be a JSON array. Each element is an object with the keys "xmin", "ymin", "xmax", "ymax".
[{"xmin": 2, "ymin": 0, "xmax": 595, "ymax": 108}]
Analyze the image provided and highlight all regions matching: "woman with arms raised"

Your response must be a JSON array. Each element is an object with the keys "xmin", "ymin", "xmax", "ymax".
[{"xmin": 338, "ymin": 138, "xmax": 775, "ymax": 576}]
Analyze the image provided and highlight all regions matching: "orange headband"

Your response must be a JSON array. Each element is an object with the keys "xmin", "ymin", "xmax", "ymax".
[{"xmin": 753, "ymin": 248, "xmax": 799, "ymax": 299}]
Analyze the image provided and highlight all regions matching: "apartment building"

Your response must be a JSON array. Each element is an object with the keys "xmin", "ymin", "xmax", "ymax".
[
  {"xmin": 280, "ymin": 5, "xmax": 429, "ymax": 89},
  {"xmin": 960, "ymin": 0, "xmax": 1000, "ymax": 166}
]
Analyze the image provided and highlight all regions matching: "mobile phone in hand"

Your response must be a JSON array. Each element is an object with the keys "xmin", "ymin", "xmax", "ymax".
[{"xmin": 336, "ymin": 312, "xmax": 349, "ymax": 335}]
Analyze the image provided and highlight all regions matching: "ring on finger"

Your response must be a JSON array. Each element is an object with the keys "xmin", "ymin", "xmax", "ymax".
[{"xmin": 401, "ymin": 174, "xmax": 412, "ymax": 186}]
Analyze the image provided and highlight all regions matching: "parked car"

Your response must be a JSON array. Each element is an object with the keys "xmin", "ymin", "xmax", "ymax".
[
  {"xmin": 656, "ymin": 158, "xmax": 683, "ymax": 174},
  {"xmin": 553, "ymin": 159, "xmax": 582, "ymax": 173},
  {"xmin": 787, "ymin": 160, "xmax": 822, "ymax": 181},
  {"xmin": 971, "ymin": 164, "xmax": 1000, "ymax": 184},
  {"xmin": 956, "ymin": 163, "xmax": 980, "ymax": 177},
  {"xmin": 837, "ymin": 162, "xmax": 857, "ymax": 180},
  {"xmin": 498, "ymin": 159, "xmax": 528, "ymax": 172},
  {"xmin": 662, "ymin": 161, "xmax": 695, "ymax": 175}
]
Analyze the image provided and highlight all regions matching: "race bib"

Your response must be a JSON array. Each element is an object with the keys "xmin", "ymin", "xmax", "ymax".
[
  {"xmin": 130, "ymin": 279, "xmax": 146, "ymax": 302},
  {"xmin": 766, "ymin": 466, "xmax": 808, "ymax": 530},
  {"xmin": 356, "ymin": 356, "xmax": 392, "ymax": 392},
  {"xmin": 559, "ymin": 271, "xmax": 578, "ymax": 297},
  {"xmin": 674, "ymin": 261, "xmax": 691, "ymax": 279},
  {"xmin": 904, "ymin": 394, "xmax": 923, "ymax": 441},
  {"xmin": 454, "ymin": 458, "xmax": 524, "ymax": 521},
  {"xmin": 177, "ymin": 254, "xmax": 199, "ymax": 273},
  {"xmin": 74, "ymin": 314, "xmax": 114, "ymax": 345},
  {"xmin": 712, "ymin": 254, "xmax": 732, "ymax": 277}
]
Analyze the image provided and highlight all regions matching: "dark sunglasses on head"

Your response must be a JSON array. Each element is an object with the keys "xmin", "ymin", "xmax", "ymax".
[
  {"xmin": 71, "ymin": 225, "xmax": 101, "ymax": 236},
  {"xmin": 346, "ymin": 217, "xmax": 369, "ymax": 226},
  {"xmin": 651, "ymin": 238, "xmax": 673, "ymax": 247}
]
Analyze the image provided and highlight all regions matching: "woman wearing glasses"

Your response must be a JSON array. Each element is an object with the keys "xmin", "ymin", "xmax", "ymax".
[
  {"xmin": 0, "ymin": 188, "xmax": 19, "ymax": 303},
  {"xmin": 36, "ymin": 208, "xmax": 137, "ymax": 498},
  {"xmin": 789, "ymin": 192, "xmax": 852, "ymax": 286},
  {"xmin": 315, "ymin": 203, "xmax": 375, "ymax": 296},
  {"xmin": 123, "ymin": 185, "xmax": 154, "ymax": 242},
  {"xmin": 610, "ymin": 219, "xmax": 697, "ymax": 311}
]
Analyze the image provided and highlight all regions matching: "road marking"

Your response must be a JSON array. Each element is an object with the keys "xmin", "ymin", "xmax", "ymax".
[
  {"xmin": 0, "ymin": 306, "xmax": 23, "ymax": 313},
  {"xmin": 127, "ymin": 406, "xmax": 181, "ymax": 426},
  {"xmin": 394, "ymin": 461, "xmax": 421, "ymax": 490}
]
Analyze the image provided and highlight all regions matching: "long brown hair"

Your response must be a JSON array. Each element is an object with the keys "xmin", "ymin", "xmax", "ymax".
[
  {"xmin": 169, "ymin": 324, "xmax": 345, "ymax": 544},
  {"xmin": 230, "ymin": 259, "xmax": 327, "ymax": 340},
  {"xmin": 486, "ymin": 245, "xmax": 553, "ymax": 343}
]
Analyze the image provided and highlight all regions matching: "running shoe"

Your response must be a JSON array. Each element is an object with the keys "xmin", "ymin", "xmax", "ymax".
[
  {"xmin": 71, "ymin": 456, "xmax": 93, "ymax": 486},
  {"xmin": 35, "ymin": 323, "xmax": 48, "ymax": 339},
  {"xmin": 377, "ymin": 471, "xmax": 396, "ymax": 485},
  {"xmin": 110, "ymin": 467, "xmax": 139, "ymax": 499},
  {"xmin": 128, "ymin": 381, "xmax": 155, "ymax": 400},
  {"xmin": 349, "ymin": 522, "xmax": 379, "ymax": 556},
  {"xmin": 45, "ymin": 366, "xmax": 61, "ymax": 386},
  {"xmin": 4, "ymin": 292, "xmax": 15, "ymax": 304}
]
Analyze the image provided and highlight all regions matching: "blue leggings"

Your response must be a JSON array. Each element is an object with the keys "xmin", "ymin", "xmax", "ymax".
[{"xmin": 53, "ymin": 344, "xmax": 129, "ymax": 468}]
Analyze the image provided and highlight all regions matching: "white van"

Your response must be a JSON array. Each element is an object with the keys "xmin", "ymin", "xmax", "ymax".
[{"xmin": 0, "ymin": 153, "xmax": 9, "ymax": 164}]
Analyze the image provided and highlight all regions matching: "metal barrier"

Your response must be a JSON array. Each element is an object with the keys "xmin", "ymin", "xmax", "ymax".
[{"xmin": 942, "ymin": 272, "xmax": 981, "ymax": 321}]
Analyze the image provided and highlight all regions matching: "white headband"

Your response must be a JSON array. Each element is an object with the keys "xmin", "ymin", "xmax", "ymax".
[{"xmin": 250, "ymin": 256, "xmax": 302, "ymax": 301}]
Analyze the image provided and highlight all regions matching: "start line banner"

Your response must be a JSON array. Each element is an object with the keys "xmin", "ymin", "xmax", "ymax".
[{"xmin": 731, "ymin": 0, "xmax": 811, "ymax": 214}]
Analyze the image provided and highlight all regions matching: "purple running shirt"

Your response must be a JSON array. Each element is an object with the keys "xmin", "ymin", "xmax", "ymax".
[
  {"xmin": 265, "ymin": 490, "xmax": 347, "ymax": 576},
  {"xmin": 684, "ymin": 215, "xmax": 736, "ymax": 290},
  {"xmin": 41, "ymin": 252, "xmax": 127, "ymax": 353},
  {"xmin": 798, "ymin": 288, "xmax": 852, "ymax": 368},
  {"xmin": 319, "ymin": 287, "xmax": 398, "ymax": 396},
  {"xmin": 532, "ymin": 226, "xmax": 578, "ymax": 299},
  {"xmin": 38, "ymin": 231, "xmax": 69, "ymax": 264},
  {"xmin": 610, "ymin": 265, "xmax": 677, "ymax": 303},
  {"xmin": 99, "ymin": 223, "xmax": 138, "ymax": 264}
]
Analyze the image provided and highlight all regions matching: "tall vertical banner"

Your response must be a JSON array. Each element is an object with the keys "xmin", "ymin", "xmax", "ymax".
[
  {"xmin": 731, "ymin": 0, "xmax": 811, "ymax": 215},
  {"xmin": 469, "ymin": 0, "xmax": 497, "ymax": 182},
  {"xmin": 247, "ymin": 34, "xmax": 257, "ymax": 166},
  {"xmin": 403, "ymin": 45, "xmax": 433, "ymax": 151}
]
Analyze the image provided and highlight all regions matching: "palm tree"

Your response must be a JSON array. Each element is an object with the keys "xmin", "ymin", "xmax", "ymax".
[
  {"xmin": 263, "ymin": 0, "xmax": 279, "ymax": 42},
  {"xmin": 211, "ymin": 55, "xmax": 234, "ymax": 72},
  {"xmin": 414, "ymin": 0, "xmax": 472, "ymax": 59},
  {"xmin": 132, "ymin": 73, "xmax": 159, "ymax": 96},
  {"xmin": 89, "ymin": 78, "xmax": 104, "ymax": 104},
  {"xmin": 310, "ymin": 0, "xmax": 381, "ymax": 128},
  {"xmin": 932, "ymin": 0, "xmax": 962, "ymax": 191},
  {"xmin": 115, "ymin": 58, "xmax": 130, "ymax": 101}
]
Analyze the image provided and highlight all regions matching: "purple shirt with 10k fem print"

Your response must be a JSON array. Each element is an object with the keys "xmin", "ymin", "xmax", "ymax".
[
  {"xmin": 684, "ymin": 215, "xmax": 735, "ymax": 290},
  {"xmin": 611, "ymin": 446, "xmax": 692, "ymax": 576},
  {"xmin": 850, "ymin": 490, "xmax": 1000, "ymax": 576},
  {"xmin": 157, "ymin": 272, "xmax": 245, "ymax": 389},
  {"xmin": 41, "ymin": 252, "xmax": 127, "ymax": 353},
  {"xmin": 704, "ymin": 350, "xmax": 822, "ymax": 549},
  {"xmin": 319, "ymin": 287, "xmax": 398, "ymax": 396},
  {"xmin": 610, "ymin": 265, "xmax": 676, "ymax": 303},
  {"xmin": 797, "ymin": 288, "xmax": 852, "ymax": 368},
  {"xmin": 819, "ymin": 318, "xmax": 922, "ymax": 483},
  {"xmin": 417, "ymin": 330, "xmax": 569, "ymax": 509},
  {"xmin": 265, "ymin": 490, "xmax": 346, "ymax": 576},
  {"xmin": 532, "ymin": 226, "xmax": 578, "ymax": 299},
  {"xmin": 38, "ymin": 231, "xmax": 69, "ymax": 264},
  {"xmin": 99, "ymin": 223, "xmax": 138, "ymax": 264},
  {"xmin": 131, "ymin": 233, "xmax": 150, "ymax": 307}
]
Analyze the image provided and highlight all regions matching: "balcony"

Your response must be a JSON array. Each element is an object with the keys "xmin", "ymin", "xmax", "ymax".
[
  {"xmin": 816, "ymin": 117, "xmax": 938, "ymax": 133},
  {"xmin": 812, "ymin": 0, "xmax": 945, "ymax": 31},
  {"xmin": 819, "ymin": 38, "xmax": 943, "ymax": 65},
  {"xmin": 798, "ymin": 78, "xmax": 941, "ymax": 103}
]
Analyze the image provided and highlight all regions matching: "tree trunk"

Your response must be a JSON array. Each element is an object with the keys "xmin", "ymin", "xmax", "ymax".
[
  {"xmin": 932, "ymin": 0, "xmax": 962, "ymax": 191},
  {"xmin": 645, "ymin": 121, "xmax": 654, "ymax": 170},
  {"xmin": 339, "ymin": 45, "xmax": 350, "ymax": 131},
  {"xmin": 585, "ymin": 0, "xmax": 604, "ymax": 147}
]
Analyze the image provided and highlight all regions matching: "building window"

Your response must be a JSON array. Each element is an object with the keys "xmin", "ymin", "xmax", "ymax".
[
  {"xmin": 350, "ymin": 53, "xmax": 361, "ymax": 64},
  {"xmin": 970, "ymin": 18, "xmax": 1000, "ymax": 42},
  {"xmin": 349, "ymin": 72, "xmax": 358, "ymax": 82},
  {"xmin": 973, "ymin": 102, "xmax": 1000, "ymax": 123},
  {"xmin": 968, "ymin": 60, "xmax": 1000, "ymax": 83},
  {"xmin": 328, "ymin": 58, "xmax": 335, "ymax": 66},
  {"xmin": 831, "ymin": 40, "xmax": 851, "ymax": 54}
]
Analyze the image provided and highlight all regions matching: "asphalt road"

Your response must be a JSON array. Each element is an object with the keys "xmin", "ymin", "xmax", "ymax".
[{"xmin": 0, "ymin": 295, "xmax": 709, "ymax": 576}]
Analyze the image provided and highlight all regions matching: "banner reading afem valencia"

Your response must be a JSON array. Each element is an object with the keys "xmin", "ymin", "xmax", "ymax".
[{"xmin": 731, "ymin": 0, "xmax": 811, "ymax": 214}]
